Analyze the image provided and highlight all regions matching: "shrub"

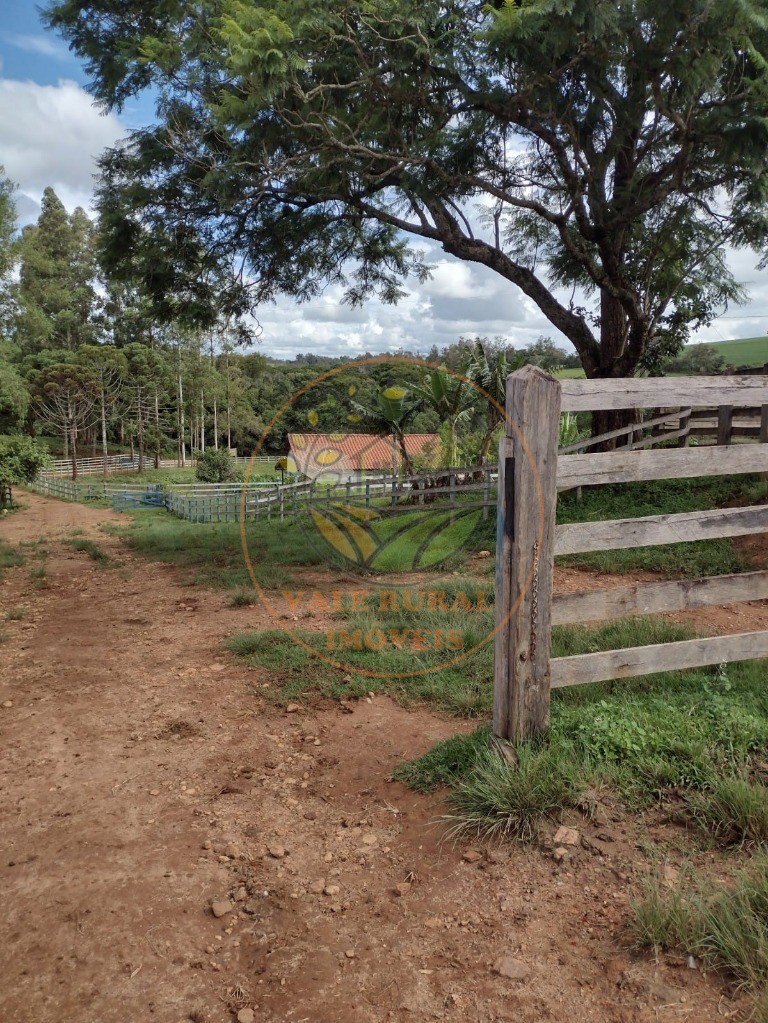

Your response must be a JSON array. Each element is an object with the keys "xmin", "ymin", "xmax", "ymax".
[
  {"xmin": 0, "ymin": 435, "xmax": 50, "ymax": 507},
  {"xmin": 195, "ymin": 448, "xmax": 238, "ymax": 483}
]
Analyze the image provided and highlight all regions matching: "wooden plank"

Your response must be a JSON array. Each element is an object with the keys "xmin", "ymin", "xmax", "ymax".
[
  {"xmin": 552, "ymin": 570, "xmax": 768, "ymax": 626},
  {"xmin": 551, "ymin": 630, "xmax": 768, "ymax": 688},
  {"xmin": 556, "ymin": 442, "xmax": 768, "ymax": 490},
  {"xmin": 560, "ymin": 376, "xmax": 768, "ymax": 412},
  {"xmin": 555, "ymin": 503, "xmax": 768, "ymax": 556},
  {"xmin": 494, "ymin": 365, "xmax": 561, "ymax": 744},
  {"xmin": 558, "ymin": 409, "xmax": 683, "ymax": 454}
]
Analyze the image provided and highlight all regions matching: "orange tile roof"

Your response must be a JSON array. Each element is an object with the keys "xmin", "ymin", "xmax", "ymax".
[{"xmin": 287, "ymin": 433, "xmax": 440, "ymax": 478}]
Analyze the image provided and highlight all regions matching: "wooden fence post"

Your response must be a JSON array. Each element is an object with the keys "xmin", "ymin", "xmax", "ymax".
[
  {"xmin": 494, "ymin": 365, "xmax": 561, "ymax": 744},
  {"xmin": 718, "ymin": 405, "xmax": 734, "ymax": 446}
]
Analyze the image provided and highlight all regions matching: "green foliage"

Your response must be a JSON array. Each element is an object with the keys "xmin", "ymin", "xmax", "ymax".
[
  {"xmin": 0, "ymin": 435, "xmax": 50, "ymax": 507},
  {"xmin": 15, "ymin": 188, "xmax": 100, "ymax": 354},
  {"xmin": 45, "ymin": 0, "xmax": 768, "ymax": 376},
  {"xmin": 664, "ymin": 345, "xmax": 729, "ymax": 375},
  {"xmin": 195, "ymin": 447, "xmax": 239, "ymax": 482}
]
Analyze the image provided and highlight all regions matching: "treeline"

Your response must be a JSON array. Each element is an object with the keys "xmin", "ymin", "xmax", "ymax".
[{"xmin": 0, "ymin": 177, "xmax": 580, "ymax": 472}]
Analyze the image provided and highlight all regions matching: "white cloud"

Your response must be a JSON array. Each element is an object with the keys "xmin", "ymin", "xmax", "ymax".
[
  {"xmin": 0, "ymin": 77, "xmax": 126, "ymax": 218},
  {"xmin": 3, "ymin": 34, "xmax": 71, "ymax": 61}
]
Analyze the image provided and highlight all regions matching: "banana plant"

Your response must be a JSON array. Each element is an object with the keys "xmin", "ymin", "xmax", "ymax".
[
  {"xmin": 414, "ymin": 367, "xmax": 475, "ymax": 468},
  {"xmin": 467, "ymin": 341, "xmax": 525, "ymax": 463},
  {"xmin": 349, "ymin": 384, "xmax": 424, "ymax": 475}
]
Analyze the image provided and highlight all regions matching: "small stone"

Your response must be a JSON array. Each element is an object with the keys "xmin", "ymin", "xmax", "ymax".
[
  {"xmin": 362, "ymin": 834, "xmax": 378, "ymax": 846},
  {"xmin": 234, "ymin": 887, "xmax": 247, "ymax": 902},
  {"xmin": 204, "ymin": 945, "xmax": 215, "ymax": 955},
  {"xmin": 2, "ymin": 700, "xmax": 13, "ymax": 708},
  {"xmin": 553, "ymin": 846, "xmax": 570, "ymax": 862},
  {"xmin": 202, "ymin": 840, "xmax": 212, "ymax": 850},
  {"xmin": 663, "ymin": 864, "xmax": 680, "ymax": 888},
  {"xmin": 462, "ymin": 849, "xmax": 482, "ymax": 863},
  {"xmin": 237, "ymin": 1010, "xmax": 255, "ymax": 1023},
  {"xmin": 493, "ymin": 957, "xmax": 530, "ymax": 982},
  {"xmin": 344, "ymin": 949, "xmax": 356, "ymax": 959},
  {"xmin": 210, "ymin": 899, "xmax": 233, "ymax": 919},
  {"xmin": 553, "ymin": 826, "xmax": 580, "ymax": 847},
  {"xmin": 475, "ymin": 550, "xmax": 491, "ymax": 559},
  {"xmin": 286, "ymin": 703, "xmax": 301, "ymax": 714},
  {"xmin": 308, "ymin": 879, "xmax": 326, "ymax": 894},
  {"xmin": 186, "ymin": 788, "xmax": 196, "ymax": 796},
  {"xmin": 225, "ymin": 842, "xmax": 241, "ymax": 859},
  {"xmin": 393, "ymin": 882, "xmax": 411, "ymax": 897},
  {"xmin": 267, "ymin": 845, "xmax": 286, "ymax": 859},
  {"xmin": 323, "ymin": 884, "xmax": 340, "ymax": 896},
  {"xmin": 149, "ymin": 789, "xmax": 160, "ymax": 796}
]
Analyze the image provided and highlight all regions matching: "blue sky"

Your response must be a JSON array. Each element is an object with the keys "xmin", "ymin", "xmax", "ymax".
[{"xmin": 1, "ymin": 0, "xmax": 767, "ymax": 358}]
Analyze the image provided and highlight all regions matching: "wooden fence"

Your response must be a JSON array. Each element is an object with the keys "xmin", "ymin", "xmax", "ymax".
[{"xmin": 494, "ymin": 367, "xmax": 768, "ymax": 744}]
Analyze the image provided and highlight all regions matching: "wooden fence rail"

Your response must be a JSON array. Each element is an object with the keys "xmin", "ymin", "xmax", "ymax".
[{"xmin": 494, "ymin": 368, "xmax": 768, "ymax": 745}]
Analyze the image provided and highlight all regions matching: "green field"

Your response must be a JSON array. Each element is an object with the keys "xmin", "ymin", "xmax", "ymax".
[{"xmin": 696, "ymin": 335, "xmax": 768, "ymax": 368}]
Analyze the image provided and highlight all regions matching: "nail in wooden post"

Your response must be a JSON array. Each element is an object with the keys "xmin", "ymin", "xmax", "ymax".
[{"xmin": 493, "ymin": 365, "xmax": 561, "ymax": 744}]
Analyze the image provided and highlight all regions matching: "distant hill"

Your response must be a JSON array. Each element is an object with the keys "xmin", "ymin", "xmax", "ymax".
[{"xmin": 697, "ymin": 336, "xmax": 768, "ymax": 369}]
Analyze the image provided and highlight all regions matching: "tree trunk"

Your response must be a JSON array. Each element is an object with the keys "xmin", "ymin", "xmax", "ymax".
[
  {"xmin": 137, "ymin": 386, "xmax": 145, "ymax": 473},
  {"xmin": 154, "ymin": 392, "xmax": 160, "ymax": 469},
  {"xmin": 70, "ymin": 414, "xmax": 78, "ymax": 481},
  {"xmin": 177, "ymin": 369, "xmax": 186, "ymax": 467},
  {"xmin": 589, "ymin": 291, "xmax": 640, "ymax": 447},
  {"xmin": 101, "ymin": 388, "xmax": 108, "ymax": 476},
  {"xmin": 213, "ymin": 396, "xmax": 218, "ymax": 450},
  {"xmin": 225, "ymin": 354, "xmax": 232, "ymax": 450}
]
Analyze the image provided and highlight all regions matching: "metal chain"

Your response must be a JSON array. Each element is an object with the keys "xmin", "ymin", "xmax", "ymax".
[{"xmin": 529, "ymin": 540, "xmax": 539, "ymax": 659}]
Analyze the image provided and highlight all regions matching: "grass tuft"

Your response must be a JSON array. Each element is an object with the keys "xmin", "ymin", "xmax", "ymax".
[
  {"xmin": 440, "ymin": 743, "xmax": 582, "ymax": 844},
  {"xmin": 228, "ymin": 590, "xmax": 260, "ymax": 607},
  {"xmin": 3, "ymin": 607, "xmax": 27, "ymax": 621},
  {"xmin": 68, "ymin": 538, "xmax": 111, "ymax": 564},
  {"xmin": 686, "ymin": 778, "xmax": 768, "ymax": 847},
  {"xmin": 632, "ymin": 858, "xmax": 768, "ymax": 989}
]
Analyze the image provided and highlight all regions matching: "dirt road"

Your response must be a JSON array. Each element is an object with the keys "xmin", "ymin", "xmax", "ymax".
[{"xmin": 0, "ymin": 492, "xmax": 745, "ymax": 1022}]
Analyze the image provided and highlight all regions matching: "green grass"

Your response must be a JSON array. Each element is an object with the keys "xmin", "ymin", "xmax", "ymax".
[
  {"xmin": 3, "ymin": 607, "xmax": 27, "ymax": 621},
  {"xmin": 686, "ymin": 778, "xmax": 768, "ymax": 847},
  {"xmin": 114, "ymin": 507, "xmax": 324, "ymax": 589},
  {"xmin": 632, "ymin": 857, "xmax": 768, "ymax": 994},
  {"xmin": 698, "ymin": 336, "xmax": 768, "ymax": 369},
  {"xmin": 0, "ymin": 539, "xmax": 24, "ymax": 576},
  {"xmin": 554, "ymin": 474, "xmax": 767, "ymax": 577},
  {"xmin": 68, "ymin": 538, "xmax": 111, "ymax": 565}
]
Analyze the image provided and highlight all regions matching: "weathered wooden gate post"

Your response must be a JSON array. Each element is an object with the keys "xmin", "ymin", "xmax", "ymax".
[{"xmin": 493, "ymin": 365, "xmax": 561, "ymax": 744}]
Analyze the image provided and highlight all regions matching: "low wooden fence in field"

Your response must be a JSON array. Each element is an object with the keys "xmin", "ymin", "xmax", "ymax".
[
  {"xmin": 40, "ymin": 453, "xmax": 278, "ymax": 478},
  {"xmin": 163, "ymin": 467, "xmax": 497, "ymax": 523},
  {"xmin": 494, "ymin": 368, "xmax": 768, "ymax": 745}
]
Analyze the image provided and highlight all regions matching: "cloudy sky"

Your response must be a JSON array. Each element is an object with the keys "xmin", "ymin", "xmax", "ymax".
[{"xmin": 2, "ymin": 0, "xmax": 768, "ymax": 361}]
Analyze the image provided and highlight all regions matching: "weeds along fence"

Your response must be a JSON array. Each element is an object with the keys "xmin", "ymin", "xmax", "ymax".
[{"xmin": 494, "ymin": 367, "xmax": 768, "ymax": 745}]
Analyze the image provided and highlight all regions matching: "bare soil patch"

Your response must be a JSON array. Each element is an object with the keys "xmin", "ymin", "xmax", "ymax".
[{"xmin": 0, "ymin": 492, "xmax": 756, "ymax": 1022}]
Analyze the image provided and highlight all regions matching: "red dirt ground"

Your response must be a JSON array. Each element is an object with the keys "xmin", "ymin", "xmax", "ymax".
[{"xmin": 0, "ymin": 491, "xmax": 763, "ymax": 1023}]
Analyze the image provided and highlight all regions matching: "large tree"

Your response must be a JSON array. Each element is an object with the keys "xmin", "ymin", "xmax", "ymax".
[
  {"xmin": 45, "ymin": 0, "xmax": 768, "ymax": 398},
  {"xmin": 15, "ymin": 189, "xmax": 101, "ymax": 353}
]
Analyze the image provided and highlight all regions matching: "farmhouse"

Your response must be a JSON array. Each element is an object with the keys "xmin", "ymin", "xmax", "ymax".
[{"xmin": 285, "ymin": 432, "xmax": 440, "ymax": 480}]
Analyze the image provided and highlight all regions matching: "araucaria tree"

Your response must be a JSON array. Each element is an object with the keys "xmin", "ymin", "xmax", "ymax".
[{"xmin": 48, "ymin": 0, "xmax": 768, "ymax": 411}]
